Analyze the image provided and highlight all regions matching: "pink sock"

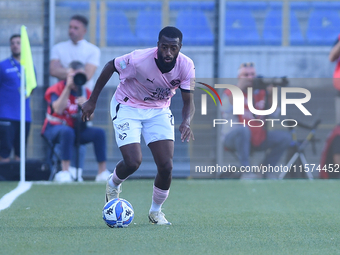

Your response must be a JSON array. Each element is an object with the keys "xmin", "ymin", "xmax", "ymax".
[
  {"xmin": 150, "ymin": 185, "xmax": 169, "ymax": 212},
  {"xmin": 109, "ymin": 168, "xmax": 127, "ymax": 187}
]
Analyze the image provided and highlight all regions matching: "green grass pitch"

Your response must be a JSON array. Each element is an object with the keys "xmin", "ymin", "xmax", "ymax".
[{"xmin": 1, "ymin": 180, "xmax": 340, "ymax": 255}]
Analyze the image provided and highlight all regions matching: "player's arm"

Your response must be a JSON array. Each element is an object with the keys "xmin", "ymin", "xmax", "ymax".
[
  {"xmin": 179, "ymin": 90, "xmax": 195, "ymax": 142},
  {"xmin": 50, "ymin": 59, "xmax": 68, "ymax": 80},
  {"xmin": 329, "ymin": 37, "xmax": 340, "ymax": 62},
  {"xmin": 81, "ymin": 59, "xmax": 117, "ymax": 121}
]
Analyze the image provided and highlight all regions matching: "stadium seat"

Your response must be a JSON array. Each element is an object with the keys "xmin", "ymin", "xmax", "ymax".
[
  {"xmin": 225, "ymin": 10, "xmax": 261, "ymax": 45},
  {"xmin": 226, "ymin": 1, "xmax": 268, "ymax": 10},
  {"xmin": 107, "ymin": 1, "xmax": 161, "ymax": 11},
  {"xmin": 311, "ymin": 1, "xmax": 340, "ymax": 11},
  {"xmin": 135, "ymin": 11, "xmax": 161, "ymax": 46},
  {"xmin": 176, "ymin": 11, "xmax": 214, "ymax": 46},
  {"xmin": 268, "ymin": 1, "xmax": 282, "ymax": 10},
  {"xmin": 106, "ymin": 11, "xmax": 137, "ymax": 46},
  {"xmin": 170, "ymin": 1, "xmax": 214, "ymax": 11},
  {"xmin": 263, "ymin": 10, "xmax": 305, "ymax": 45},
  {"xmin": 56, "ymin": 1, "xmax": 89, "ymax": 10},
  {"xmin": 290, "ymin": 1, "xmax": 311, "ymax": 11},
  {"xmin": 306, "ymin": 10, "xmax": 340, "ymax": 45}
]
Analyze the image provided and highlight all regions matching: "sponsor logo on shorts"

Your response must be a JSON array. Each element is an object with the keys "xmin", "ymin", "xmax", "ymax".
[
  {"xmin": 117, "ymin": 122, "xmax": 130, "ymax": 131},
  {"xmin": 119, "ymin": 133, "xmax": 127, "ymax": 140},
  {"xmin": 169, "ymin": 114, "xmax": 174, "ymax": 126}
]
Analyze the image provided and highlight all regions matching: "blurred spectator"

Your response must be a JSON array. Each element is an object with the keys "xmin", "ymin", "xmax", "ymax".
[
  {"xmin": 42, "ymin": 61, "xmax": 110, "ymax": 182},
  {"xmin": 50, "ymin": 14, "xmax": 100, "ymax": 90},
  {"xmin": 49, "ymin": 14, "xmax": 101, "ymax": 176},
  {"xmin": 320, "ymin": 125, "xmax": 340, "ymax": 179},
  {"xmin": 329, "ymin": 35, "xmax": 340, "ymax": 123},
  {"xmin": 0, "ymin": 34, "xmax": 34, "ymax": 162},
  {"xmin": 221, "ymin": 63, "xmax": 291, "ymax": 179}
]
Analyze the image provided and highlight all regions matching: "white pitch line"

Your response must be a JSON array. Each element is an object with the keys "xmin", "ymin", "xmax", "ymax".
[{"xmin": 0, "ymin": 181, "xmax": 32, "ymax": 211}]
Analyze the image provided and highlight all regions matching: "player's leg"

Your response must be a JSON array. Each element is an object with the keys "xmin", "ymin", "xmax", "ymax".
[
  {"xmin": 106, "ymin": 143, "xmax": 142, "ymax": 202},
  {"xmin": 106, "ymin": 96, "xmax": 143, "ymax": 201},
  {"xmin": 142, "ymin": 108, "xmax": 174, "ymax": 225},
  {"xmin": 149, "ymin": 140, "xmax": 174, "ymax": 190},
  {"xmin": 148, "ymin": 140, "xmax": 173, "ymax": 220}
]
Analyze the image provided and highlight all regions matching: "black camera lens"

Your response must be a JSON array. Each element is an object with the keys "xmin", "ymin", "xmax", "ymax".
[{"xmin": 73, "ymin": 73, "xmax": 87, "ymax": 86}]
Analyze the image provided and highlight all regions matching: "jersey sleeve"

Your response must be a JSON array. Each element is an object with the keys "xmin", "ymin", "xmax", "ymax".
[
  {"xmin": 179, "ymin": 59, "xmax": 195, "ymax": 91},
  {"xmin": 114, "ymin": 52, "xmax": 136, "ymax": 80}
]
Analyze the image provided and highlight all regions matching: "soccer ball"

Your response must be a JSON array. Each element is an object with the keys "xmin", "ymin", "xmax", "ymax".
[{"xmin": 102, "ymin": 198, "xmax": 134, "ymax": 228}]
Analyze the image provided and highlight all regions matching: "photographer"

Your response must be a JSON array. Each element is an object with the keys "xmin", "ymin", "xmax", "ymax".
[
  {"xmin": 221, "ymin": 62, "xmax": 291, "ymax": 179},
  {"xmin": 41, "ymin": 61, "xmax": 110, "ymax": 182}
]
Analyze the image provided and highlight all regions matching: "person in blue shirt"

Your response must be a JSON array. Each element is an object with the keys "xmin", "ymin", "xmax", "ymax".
[{"xmin": 0, "ymin": 34, "xmax": 33, "ymax": 162}]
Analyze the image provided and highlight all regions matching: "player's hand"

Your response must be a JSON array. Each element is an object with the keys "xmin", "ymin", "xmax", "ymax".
[
  {"xmin": 179, "ymin": 123, "xmax": 194, "ymax": 142},
  {"xmin": 81, "ymin": 99, "xmax": 96, "ymax": 121}
]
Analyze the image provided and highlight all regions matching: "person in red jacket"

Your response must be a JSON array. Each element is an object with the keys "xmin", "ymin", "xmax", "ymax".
[{"xmin": 42, "ymin": 61, "xmax": 109, "ymax": 182}]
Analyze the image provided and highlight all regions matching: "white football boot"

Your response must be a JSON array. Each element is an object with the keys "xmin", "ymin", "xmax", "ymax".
[
  {"xmin": 148, "ymin": 211, "xmax": 172, "ymax": 225},
  {"xmin": 105, "ymin": 173, "xmax": 121, "ymax": 202}
]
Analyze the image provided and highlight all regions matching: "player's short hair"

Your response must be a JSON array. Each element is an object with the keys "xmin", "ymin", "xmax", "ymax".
[
  {"xmin": 158, "ymin": 26, "xmax": 183, "ymax": 43},
  {"xmin": 69, "ymin": 61, "xmax": 84, "ymax": 70},
  {"xmin": 10, "ymin": 34, "xmax": 20, "ymax": 42},
  {"xmin": 70, "ymin": 14, "xmax": 88, "ymax": 27}
]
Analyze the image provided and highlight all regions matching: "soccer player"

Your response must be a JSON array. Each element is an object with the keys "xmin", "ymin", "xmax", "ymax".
[{"xmin": 81, "ymin": 26, "xmax": 195, "ymax": 225}]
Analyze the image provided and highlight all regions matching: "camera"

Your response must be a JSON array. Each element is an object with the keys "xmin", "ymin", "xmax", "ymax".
[
  {"xmin": 253, "ymin": 75, "xmax": 289, "ymax": 90},
  {"xmin": 73, "ymin": 73, "xmax": 87, "ymax": 86}
]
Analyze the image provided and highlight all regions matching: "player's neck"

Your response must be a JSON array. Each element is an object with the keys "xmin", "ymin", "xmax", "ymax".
[{"xmin": 155, "ymin": 58, "xmax": 175, "ymax": 74}]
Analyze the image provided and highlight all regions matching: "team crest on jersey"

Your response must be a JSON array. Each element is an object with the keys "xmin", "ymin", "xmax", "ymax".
[
  {"xmin": 117, "ymin": 122, "xmax": 129, "ymax": 131},
  {"xmin": 170, "ymin": 79, "xmax": 181, "ymax": 87},
  {"xmin": 120, "ymin": 60, "xmax": 127, "ymax": 70}
]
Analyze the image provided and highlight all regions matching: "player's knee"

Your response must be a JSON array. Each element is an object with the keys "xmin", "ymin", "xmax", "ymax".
[
  {"xmin": 157, "ymin": 160, "xmax": 173, "ymax": 178},
  {"xmin": 124, "ymin": 158, "xmax": 142, "ymax": 173}
]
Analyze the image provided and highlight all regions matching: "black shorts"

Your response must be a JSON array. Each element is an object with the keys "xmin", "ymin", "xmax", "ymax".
[{"xmin": 0, "ymin": 119, "xmax": 30, "ymax": 158}]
